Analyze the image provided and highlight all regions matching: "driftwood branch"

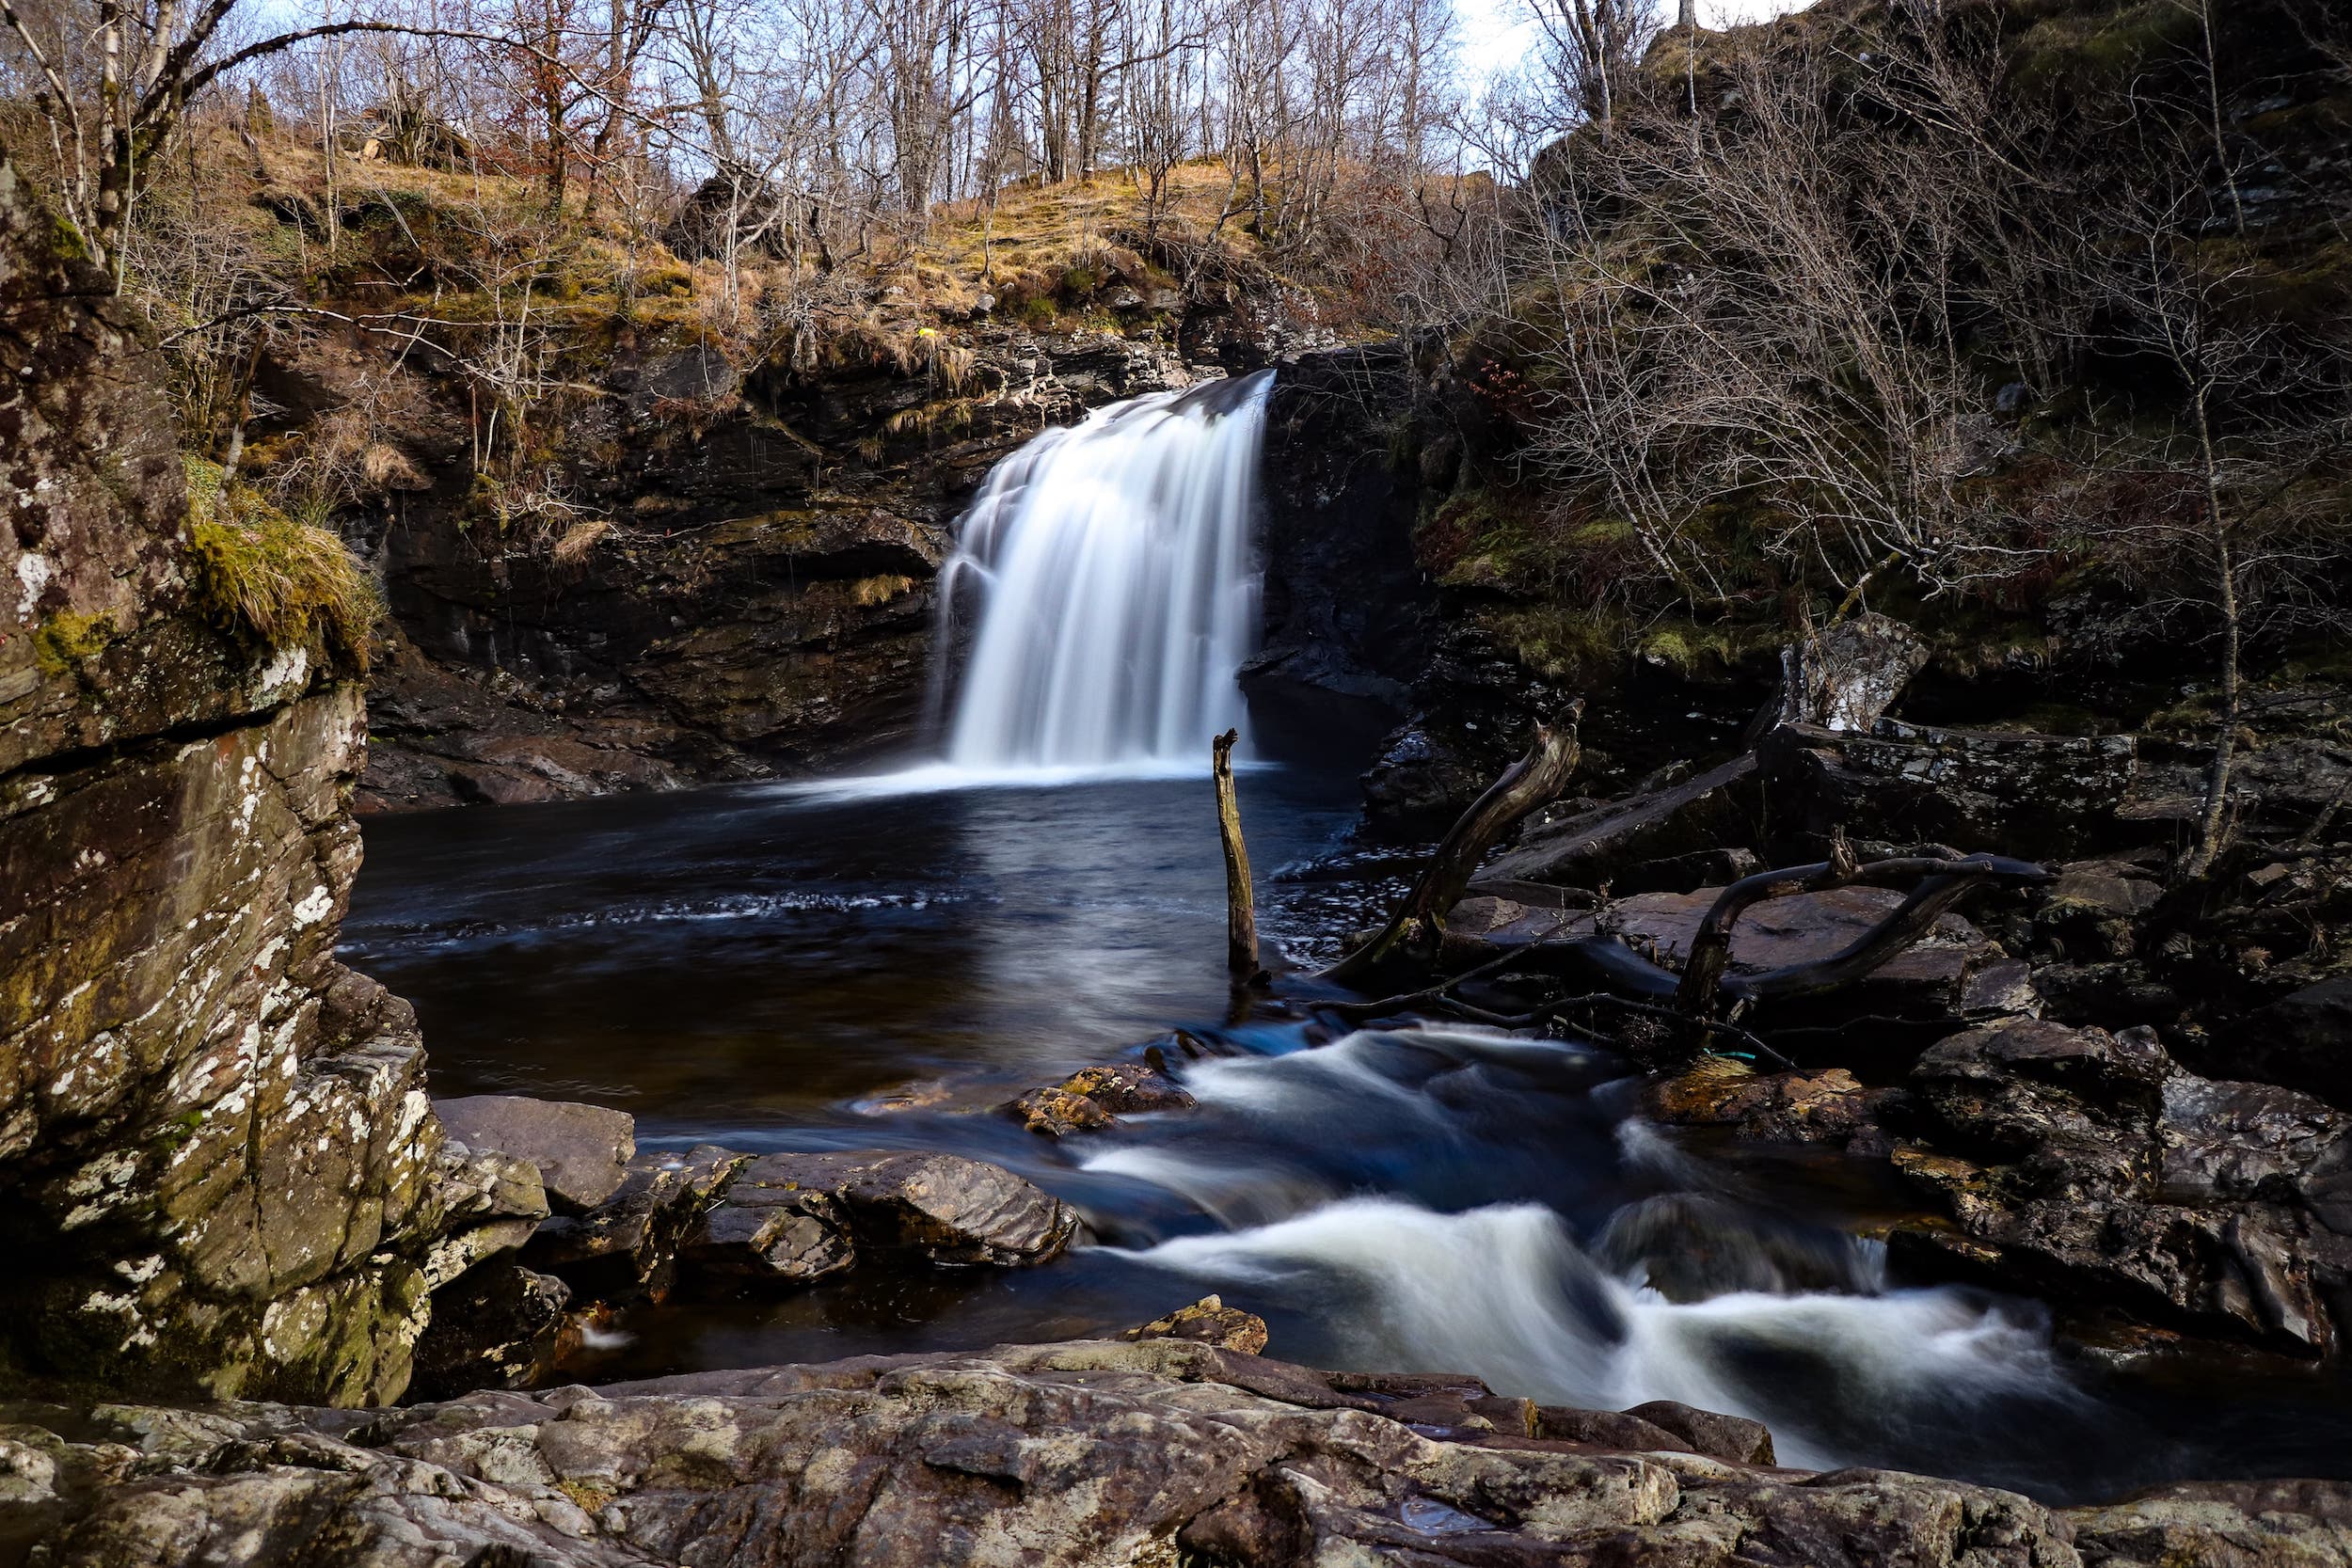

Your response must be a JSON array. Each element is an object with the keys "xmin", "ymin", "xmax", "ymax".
[
  {"xmin": 1324, "ymin": 702, "xmax": 1584, "ymax": 990},
  {"xmin": 1212, "ymin": 729, "xmax": 1265, "ymax": 986}
]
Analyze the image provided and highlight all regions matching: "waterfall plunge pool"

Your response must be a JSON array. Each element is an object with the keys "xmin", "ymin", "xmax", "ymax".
[{"xmin": 347, "ymin": 369, "xmax": 2352, "ymax": 1506}]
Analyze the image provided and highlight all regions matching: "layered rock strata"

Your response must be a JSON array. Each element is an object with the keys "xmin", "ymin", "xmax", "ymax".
[{"xmin": 0, "ymin": 158, "xmax": 468, "ymax": 1402}]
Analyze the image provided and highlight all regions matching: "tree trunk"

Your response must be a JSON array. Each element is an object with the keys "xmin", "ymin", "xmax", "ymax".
[{"xmin": 1212, "ymin": 730, "xmax": 1263, "ymax": 984}]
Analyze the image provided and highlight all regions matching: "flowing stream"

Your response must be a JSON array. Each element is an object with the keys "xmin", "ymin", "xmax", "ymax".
[{"xmin": 350, "ymin": 373, "xmax": 2352, "ymax": 1506}]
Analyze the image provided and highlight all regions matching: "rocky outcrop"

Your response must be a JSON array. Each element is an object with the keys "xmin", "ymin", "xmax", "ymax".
[
  {"xmin": 1760, "ymin": 720, "xmax": 2142, "ymax": 863},
  {"xmin": 1004, "ymin": 1058, "xmax": 1195, "ymax": 1136},
  {"xmin": 357, "ymin": 330, "xmax": 1205, "ymax": 809},
  {"xmin": 15, "ymin": 1333, "xmax": 2312, "ymax": 1567},
  {"xmin": 1887, "ymin": 1018, "xmax": 2352, "ymax": 1358},
  {"xmin": 0, "ymin": 158, "xmax": 464, "ymax": 1403},
  {"xmin": 1651, "ymin": 1018, "xmax": 2352, "ymax": 1359},
  {"xmin": 688, "ymin": 1149, "xmax": 1079, "ymax": 1273},
  {"xmin": 1253, "ymin": 344, "xmax": 1441, "ymax": 707}
]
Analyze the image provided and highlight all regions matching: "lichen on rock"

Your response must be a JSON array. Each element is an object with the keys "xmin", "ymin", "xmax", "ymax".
[{"xmin": 0, "ymin": 152, "xmax": 467, "ymax": 1406}]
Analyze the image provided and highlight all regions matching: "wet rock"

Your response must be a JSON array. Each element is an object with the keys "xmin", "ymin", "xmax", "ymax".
[
  {"xmin": 421, "ymin": 1141, "xmax": 550, "ymax": 1291},
  {"xmin": 433, "ymin": 1096, "xmax": 636, "ymax": 1213},
  {"xmin": 7, "ymin": 1336, "xmax": 2197, "ymax": 1568},
  {"xmin": 1888, "ymin": 1020, "xmax": 2352, "ymax": 1355},
  {"xmin": 406, "ymin": 1263, "xmax": 573, "ymax": 1400},
  {"xmin": 1005, "ymin": 1061, "xmax": 1195, "ymax": 1136},
  {"xmin": 683, "ymin": 1182, "xmax": 855, "ymax": 1281},
  {"xmin": 1761, "ymin": 719, "xmax": 2139, "ymax": 862},
  {"xmin": 2245, "ymin": 975, "xmax": 2352, "ymax": 1110},
  {"xmin": 1622, "ymin": 1401, "xmax": 1777, "ymax": 1467},
  {"xmin": 1121, "ymin": 1294, "xmax": 1270, "ymax": 1354},
  {"xmin": 698, "ymin": 1148, "xmax": 1077, "ymax": 1268},
  {"xmin": 525, "ymin": 1144, "xmax": 748, "ymax": 1298},
  {"xmin": 1645, "ymin": 1059, "xmax": 1888, "ymax": 1148},
  {"xmin": 1533, "ymin": 1405, "xmax": 1694, "ymax": 1451}
]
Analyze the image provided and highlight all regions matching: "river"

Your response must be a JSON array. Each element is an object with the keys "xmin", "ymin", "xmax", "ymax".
[{"xmin": 346, "ymin": 370, "xmax": 2352, "ymax": 1507}]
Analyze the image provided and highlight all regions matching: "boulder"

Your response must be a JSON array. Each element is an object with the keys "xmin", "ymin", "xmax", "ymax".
[
  {"xmin": 1005, "ymin": 1061, "xmax": 1195, "ymax": 1135},
  {"xmin": 1622, "ymin": 1401, "xmax": 1777, "ymax": 1467},
  {"xmin": 1121, "ymin": 1294, "xmax": 1270, "ymax": 1354},
  {"xmin": 1645, "ymin": 1059, "xmax": 1889, "ymax": 1149},
  {"xmin": 696, "ymin": 1148, "xmax": 1078, "ymax": 1270},
  {"xmin": 433, "ymin": 1096, "xmax": 637, "ymax": 1213},
  {"xmin": 1772, "ymin": 612, "xmax": 1929, "ymax": 733},
  {"xmin": 2244, "ymin": 975, "xmax": 2352, "ymax": 1110}
]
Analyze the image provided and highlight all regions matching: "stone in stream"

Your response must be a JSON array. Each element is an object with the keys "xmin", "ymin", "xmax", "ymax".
[
  {"xmin": 526, "ymin": 1143, "xmax": 751, "ymax": 1298},
  {"xmin": 1121, "ymin": 1294, "xmax": 1270, "ymax": 1354},
  {"xmin": 433, "ymin": 1095, "xmax": 637, "ymax": 1213},
  {"xmin": 25, "ymin": 1333, "xmax": 2343, "ymax": 1567},
  {"xmin": 1005, "ymin": 1060, "xmax": 1196, "ymax": 1136},
  {"xmin": 696, "ymin": 1148, "xmax": 1079, "ymax": 1269},
  {"xmin": 684, "ymin": 1183, "xmax": 855, "ymax": 1281}
]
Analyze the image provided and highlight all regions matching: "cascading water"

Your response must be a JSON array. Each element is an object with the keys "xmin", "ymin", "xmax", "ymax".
[{"xmin": 930, "ymin": 369, "xmax": 1275, "ymax": 772}]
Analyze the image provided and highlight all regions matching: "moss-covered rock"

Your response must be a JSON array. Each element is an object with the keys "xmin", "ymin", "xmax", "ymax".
[{"xmin": 0, "ymin": 152, "xmax": 466, "ymax": 1406}]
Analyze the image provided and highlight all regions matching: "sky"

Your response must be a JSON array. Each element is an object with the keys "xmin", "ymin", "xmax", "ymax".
[{"xmin": 1452, "ymin": 0, "xmax": 1820, "ymax": 88}]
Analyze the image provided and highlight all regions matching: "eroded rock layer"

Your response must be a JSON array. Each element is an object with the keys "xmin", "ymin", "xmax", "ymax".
[{"xmin": 0, "ymin": 158, "xmax": 458, "ymax": 1403}]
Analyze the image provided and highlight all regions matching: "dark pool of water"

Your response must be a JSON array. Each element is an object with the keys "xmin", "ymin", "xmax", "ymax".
[{"xmin": 347, "ymin": 715, "xmax": 2352, "ymax": 1508}]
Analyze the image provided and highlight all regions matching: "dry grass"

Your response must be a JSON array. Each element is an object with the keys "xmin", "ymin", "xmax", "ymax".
[
  {"xmin": 184, "ymin": 456, "xmax": 380, "ymax": 669},
  {"xmin": 551, "ymin": 516, "xmax": 614, "ymax": 565}
]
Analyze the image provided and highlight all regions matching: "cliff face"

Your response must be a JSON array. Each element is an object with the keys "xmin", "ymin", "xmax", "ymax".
[
  {"xmin": 0, "ymin": 158, "xmax": 456, "ymax": 1404},
  {"xmin": 354, "ymin": 329, "xmax": 1209, "ymax": 807}
]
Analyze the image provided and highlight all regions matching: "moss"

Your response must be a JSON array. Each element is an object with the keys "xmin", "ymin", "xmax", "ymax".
[
  {"xmin": 33, "ymin": 610, "xmax": 119, "ymax": 675},
  {"xmin": 183, "ymin": 456, "xmax": 380, "ymax": 670}
]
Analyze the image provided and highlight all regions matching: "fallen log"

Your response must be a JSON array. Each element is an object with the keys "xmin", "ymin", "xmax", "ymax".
[{"xmin": 1323, "ymin": 704, "xmax": 1584, "ymax": 990}]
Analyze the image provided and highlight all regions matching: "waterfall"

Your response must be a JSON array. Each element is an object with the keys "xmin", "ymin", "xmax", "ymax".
[{"xmin": 931, "ymin": 369, "xmax": 1274, "ymax": 774}]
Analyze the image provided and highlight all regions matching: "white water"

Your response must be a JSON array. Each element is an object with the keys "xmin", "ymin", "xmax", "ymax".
[
  {"xmin": 931, "ymin": 371, "xmax": 1275, "ymax": 772},
  {"xmin": 1082, "ymin": 1024, "xmax": 2086, "ymax": 1475}
]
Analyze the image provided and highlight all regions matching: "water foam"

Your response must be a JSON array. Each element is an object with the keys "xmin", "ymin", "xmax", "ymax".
[{"xmin": 1125, "ymin": 1196, "xmax": 2075, "ymax": 1471}]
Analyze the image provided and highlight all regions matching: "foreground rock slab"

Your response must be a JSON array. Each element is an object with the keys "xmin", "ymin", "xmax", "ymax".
[{"xmin": 13, "ymin": 1336, "xmax": 2321, "ymax": 1568}]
